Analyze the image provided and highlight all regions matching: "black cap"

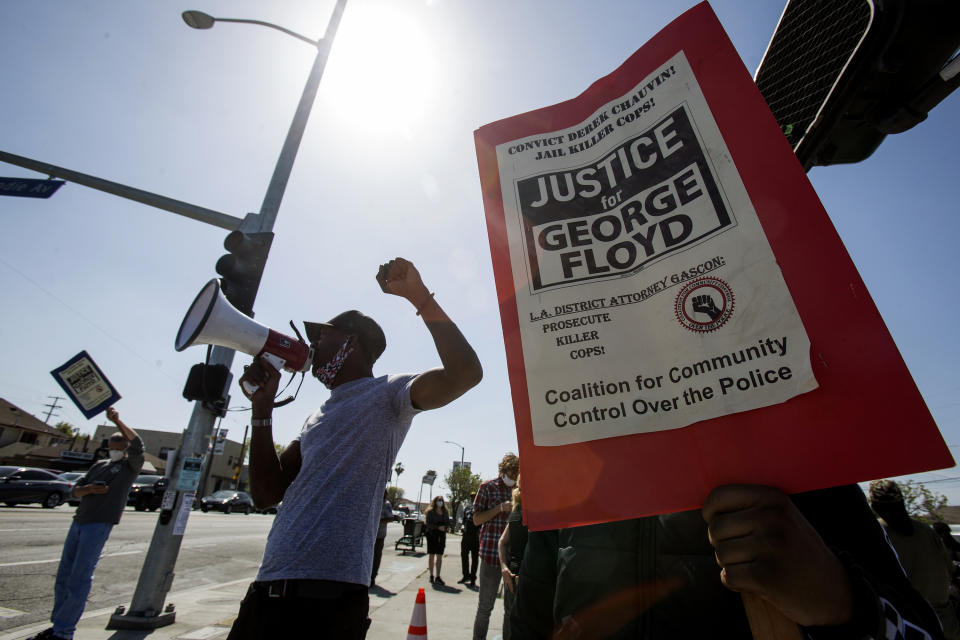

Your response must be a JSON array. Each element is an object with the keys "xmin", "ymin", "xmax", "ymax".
[{"xmin": 304, "ymin": 310, "xmax": 386, "ymax": 365}]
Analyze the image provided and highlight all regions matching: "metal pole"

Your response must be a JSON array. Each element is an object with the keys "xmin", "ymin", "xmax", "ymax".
[
  {"xmin": 256, "ymin": 0, "xmax": 346, "ymax": 233},
  {"xmin": 109, "ymin": 3, "xmax": 348, "ymax": 629},
  {"xmin": 112, "ymin": 344, "xmax": 236, "ymax": 628},
  {"xmin": 0, "ymin": 150, "xmax": 242, "ymax": 231},
  {"xmin": 236, "ymin": 421, "xmax": 250, "ymax": 491}
]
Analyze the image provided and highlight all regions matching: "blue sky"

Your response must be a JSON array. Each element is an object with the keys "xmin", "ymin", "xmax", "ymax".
[{"xmin": 1, "ymin": 1, "xmax": 957, "ymax": 505}]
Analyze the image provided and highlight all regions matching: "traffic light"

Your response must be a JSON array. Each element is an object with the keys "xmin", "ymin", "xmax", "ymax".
[
  {"xmin": 215, "ymin": 230, "xmax": 273, "ymax": 317},
  {"xmin": 755, "ymin": 0, "xmax": 960, "ymax": 170}
]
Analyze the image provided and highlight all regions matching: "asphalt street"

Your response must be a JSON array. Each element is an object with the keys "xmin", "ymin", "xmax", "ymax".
[
  {"xmin": 0, "ymin": 506, "xmax": 502, "ymax": 639},
  {"xmin": 0, "ymin": 506, "xmax": 417, "ymax": 631}
]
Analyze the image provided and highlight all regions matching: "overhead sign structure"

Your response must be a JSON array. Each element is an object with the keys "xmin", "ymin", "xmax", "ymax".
[
  {"xmin": 453, "ymin": 461, "xmax": 472, "ymax": 471},
  {"xmin": 0, "ymin": 177, "xmax": 64, "ymax": 199},
  {"xmin": 474, "ymin": 2, "xmax": 952, "ymax": 531},
  {"xmin": 50, "ymin": 351, "xmax": 121, "ymax": 420}
]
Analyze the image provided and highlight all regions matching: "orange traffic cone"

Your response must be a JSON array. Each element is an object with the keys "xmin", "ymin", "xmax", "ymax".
[{"xmin": 407, "ymin": 587, "xmax": 428, "ymax": 639}]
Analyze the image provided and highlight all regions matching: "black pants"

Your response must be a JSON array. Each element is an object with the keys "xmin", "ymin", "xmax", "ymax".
[
  {"xmin": 461, "ymin": 534, "xmax": 479, "ymax": 580},
  {"xmin": 371, "ymin": 537, "xmax": 385, "ymax": 584},
  {"xmin": 227, "ymin": 580, "xmax": 369, "ymax": 639}
]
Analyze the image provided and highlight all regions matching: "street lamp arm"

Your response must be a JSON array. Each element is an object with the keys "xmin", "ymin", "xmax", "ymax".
[{"xmin": 207, "ymin": 17, "xmax": 320, "ymax": 47}]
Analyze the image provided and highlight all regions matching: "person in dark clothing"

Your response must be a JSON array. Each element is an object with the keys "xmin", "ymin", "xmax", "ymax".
[
  {"xmin": 499, "ymin": 477, "xmax": 527, "ymax": 640},
  {"xmin": 510, "ymin": 484, "xmax": 944, "ymax": 639},
  {"xmin": 370, "ymin": 491, "xmax": 393, "ymax": 588},
  {"xmin": 30, "ymin": 407, "xmax": 143, "ymax": 640},
  {"xmin": 870, "ymin": 479, "xmax": 960, "ymax": 639},
  {"xmin": 425, "ymin": 496, "xmax": 451, "ymax": 585},
  {"xmin": 459, "ymin": 491, "xmax": 480, "ymax": 586}
]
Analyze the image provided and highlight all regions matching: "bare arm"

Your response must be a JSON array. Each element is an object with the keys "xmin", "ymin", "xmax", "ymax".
[
  {"xmin": 240, "ymin": 357, "xmax": 302, "ymax": 508},
  {"xmin": 473, "ymin": 500, "xmax": 512, "ymax": 526},
  {"xmin": 106, "ymin": 406, "xmax": 138, "ymax": 442},
  {"xmin": 499, "ymin": 525, "xmax": 517, "ymax": 592},
  {"xmin": 376, "ymin": 258, "xmax": 483, "ymax": 411}
]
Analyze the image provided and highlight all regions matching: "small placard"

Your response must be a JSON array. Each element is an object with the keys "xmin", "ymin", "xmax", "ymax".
[{"xmin": 50, "ymin": 351, "xmax": 121, "ymax": 419}]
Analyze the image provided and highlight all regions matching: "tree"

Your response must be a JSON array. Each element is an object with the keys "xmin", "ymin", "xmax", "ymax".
[
  {"xmin": 444, "ymin": 466, "xmax": 482, "ymax": 523},
  {"xmin": 54, "ymin": 421, "xmax": 78, "ymax": 438},
  {"xmin": 386, "ymin": 486, "xmax": 405, "ymax": 507},
  {"xmin": 394, "ymin": 462, "xmax": 404, "ymax": 486},
  {"xmin": 900, "ymin": 480, "xmax": 948, "ymax": 522}
]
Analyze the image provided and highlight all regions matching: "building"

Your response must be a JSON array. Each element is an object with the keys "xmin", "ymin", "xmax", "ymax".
[{"xmin": 0, "ymin": 398, "xmax": 86, "ymax": 468}]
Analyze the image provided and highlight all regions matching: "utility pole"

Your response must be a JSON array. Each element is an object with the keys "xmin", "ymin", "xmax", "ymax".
[
  {"xmin": 107, "ymin": 3, "xmax": 348, "ymax": 630},
  {"xmin": 42, "ymin": 395, "xmax": 63, "ymax": 424}
]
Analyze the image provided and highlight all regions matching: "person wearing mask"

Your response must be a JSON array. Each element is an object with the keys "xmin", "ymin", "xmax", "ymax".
[
  {"xmin": 472, "ymin": 453, "xmax": 520, "ymax": 639},
  {"xmin": 370, "ymin": 490, "xmax": 394, "ymax": 588},
  {"xmin": 459, "ymin": 491, "xmax": 480, "ymax": 587},
  {"xmin": 229, "ymin": 257, "xmax": 482, "ymax": 639},
  {"xmin": 425, "ymin": 496, "xmax": 451, "ymax": 585},
  {"xmin": 29, "ymin": 407, "xmax": 143, "ymax": 640}
]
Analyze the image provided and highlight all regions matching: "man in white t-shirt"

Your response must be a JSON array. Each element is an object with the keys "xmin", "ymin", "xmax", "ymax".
[{"xmin": 227, "ymin": 257, "xmax": 482, "ymax": 639}]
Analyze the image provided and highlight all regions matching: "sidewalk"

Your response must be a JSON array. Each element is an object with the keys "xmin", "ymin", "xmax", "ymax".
[{"xmin": 0, "ymin": 535, "xmax": 504, "ymax": 640}]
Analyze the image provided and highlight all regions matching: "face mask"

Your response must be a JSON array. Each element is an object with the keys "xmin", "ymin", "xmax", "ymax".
[
  {"xmin": 435, "ymin": 502, "xmax": 443, "ymax": 509},
  {"xmin": 315, "ymin": 338, "xmax": 355, "ymax": 389},
  {"xmin": 108, "ymin": 450, "xmax": 124, "ymax": 462},
  {"xmin": 501, "ymin": 474, "xmax": 516, "ymax": 487}
]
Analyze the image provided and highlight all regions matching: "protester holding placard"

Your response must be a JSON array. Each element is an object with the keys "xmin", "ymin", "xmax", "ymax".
[
  {"xmin": 510, "ymin": 483, "xmax": 943, "ymax": 639},
  {"xmin": 30, "ymin": 407, "xmax": 143, "ymax": 640}
]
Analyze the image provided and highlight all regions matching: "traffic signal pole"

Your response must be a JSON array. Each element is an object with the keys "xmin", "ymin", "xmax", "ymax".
[{"xmin": 107, "ymin": 1, "xmax": 348, "ymax": 629}]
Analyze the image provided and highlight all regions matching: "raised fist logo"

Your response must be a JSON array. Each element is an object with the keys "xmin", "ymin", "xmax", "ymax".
[
  {"xmin": 692, "ymin": 294, "xmax": 721, "ymax": 321},
  {"xmin": 674, "ymin": 277, "xmax": 735, "ymax": 333}
]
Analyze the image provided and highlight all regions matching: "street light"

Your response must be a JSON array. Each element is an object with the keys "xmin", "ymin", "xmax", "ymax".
[
  {"xmin": 110, "ymin": 3, "xmax": 348, "ymax": 630},
  {"xmin": 445, "ymin": 440, "xmax": 465, "ymax": 466}
]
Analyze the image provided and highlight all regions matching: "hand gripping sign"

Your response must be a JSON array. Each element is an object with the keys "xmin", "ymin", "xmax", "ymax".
[{"xmin": 475, "ymin": 2, "xmax": 952, "ymax": 531}]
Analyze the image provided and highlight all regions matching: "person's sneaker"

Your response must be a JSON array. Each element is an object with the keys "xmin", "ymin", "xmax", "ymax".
[
  {"xmin": 429, "ymin": 575, "xmax": 434, "ymax": 583},
  {"xmin": 27, "ymin": 629, "xmax": 65, "ymax": 640},
  {"xmin": 469, "ymin": 579, "xmax": 476, "ymax": 588},
  {"xmin": 435, "ymin": 576, "xmax": 445, "ymax": 586},
  {"xmin": 457, "ymin": 576, "xmax": 468, "ymax": 584}
]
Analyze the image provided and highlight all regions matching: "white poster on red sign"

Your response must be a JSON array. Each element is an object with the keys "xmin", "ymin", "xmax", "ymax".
[{"xmin": 495, "ymin": 51, "xmax": 817, "ymax": 447}]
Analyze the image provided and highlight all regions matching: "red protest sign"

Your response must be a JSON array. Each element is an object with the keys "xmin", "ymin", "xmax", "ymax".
[{"xmin": 474, "ymin": 2, "xmax": 951, "ymax": 531}]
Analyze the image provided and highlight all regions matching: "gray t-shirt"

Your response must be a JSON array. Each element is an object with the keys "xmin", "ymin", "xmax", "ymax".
[
  {"xmin": 74, "ymin": 436, "xmax": 144, "ymax": 525},
  {"xmin": 257, "ymin": 374, "xmax": 419, "ymax": 585}
]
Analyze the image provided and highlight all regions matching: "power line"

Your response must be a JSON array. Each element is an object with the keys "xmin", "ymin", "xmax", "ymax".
[{"xmin": 42, "ymin": 395, "xmax": 63, "ymax": 424}]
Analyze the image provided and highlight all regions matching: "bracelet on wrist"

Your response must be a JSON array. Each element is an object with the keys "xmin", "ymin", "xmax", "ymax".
[
  {"xmin": 415, "ymin": 292, "xmax": 436, "ymax": 316},
  {"xmin": 251, "ymin": 418, "xmax": 272, "ymax": 428}
]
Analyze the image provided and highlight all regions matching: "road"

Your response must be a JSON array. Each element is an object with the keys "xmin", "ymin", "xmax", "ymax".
[{"xmin": 0, "ymin": 505, "xmax": 413, "ymax": 631}]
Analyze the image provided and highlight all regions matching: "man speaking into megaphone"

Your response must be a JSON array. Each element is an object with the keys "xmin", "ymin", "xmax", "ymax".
[{"xmin": 226, "ymin": 256, "xmax": 483, "ymax": 640}]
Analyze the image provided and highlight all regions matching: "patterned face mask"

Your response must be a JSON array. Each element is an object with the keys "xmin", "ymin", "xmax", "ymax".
[{"xmin": 315, "ymin": 338, "xmax": 354, "ymax": 389}]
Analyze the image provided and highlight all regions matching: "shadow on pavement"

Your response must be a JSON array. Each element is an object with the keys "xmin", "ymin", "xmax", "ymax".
[
  {"xmin": 106, "ymin": 631, "xmax": 154, "ymax": 640},
  {"xmin": 430, "ymin": 582, "xmax": 462, "ymax": 594},
  {"xmin": 369, "ymin": 585, "xmax": 396, "ymax": 598}
]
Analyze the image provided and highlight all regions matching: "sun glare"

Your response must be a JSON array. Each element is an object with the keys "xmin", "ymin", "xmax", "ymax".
[{"xmin": 323, "ymin": 3, "xmax": 439, "ymax": 135}]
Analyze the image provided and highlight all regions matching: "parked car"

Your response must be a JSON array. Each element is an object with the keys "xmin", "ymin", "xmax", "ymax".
[
  {"xmin": 200, "ymin": 490, "xmax": 255, "ymax": 514},
  {"xmin": 0, "ymin": 466, "xmax": 21, "ymax": 478},
  {"xmin": 394, "ymin": 505, "xmax": 411, "ymax": 522},
  {"xmin": 127, "ymin": 474, "xmax": 168, "ymax": 511},
  {"xmin": 57, "ymin": 472, "xmax": 85, "ymax": 506},
  {"xmin": 0, "ymin": 467, "xmax": 72, "ymax": 508}
]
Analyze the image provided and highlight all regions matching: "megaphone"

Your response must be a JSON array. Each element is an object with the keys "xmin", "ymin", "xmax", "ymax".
[{"xmin": 175, "ymin": 279, "xmax": 312, "ymax": 396}]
